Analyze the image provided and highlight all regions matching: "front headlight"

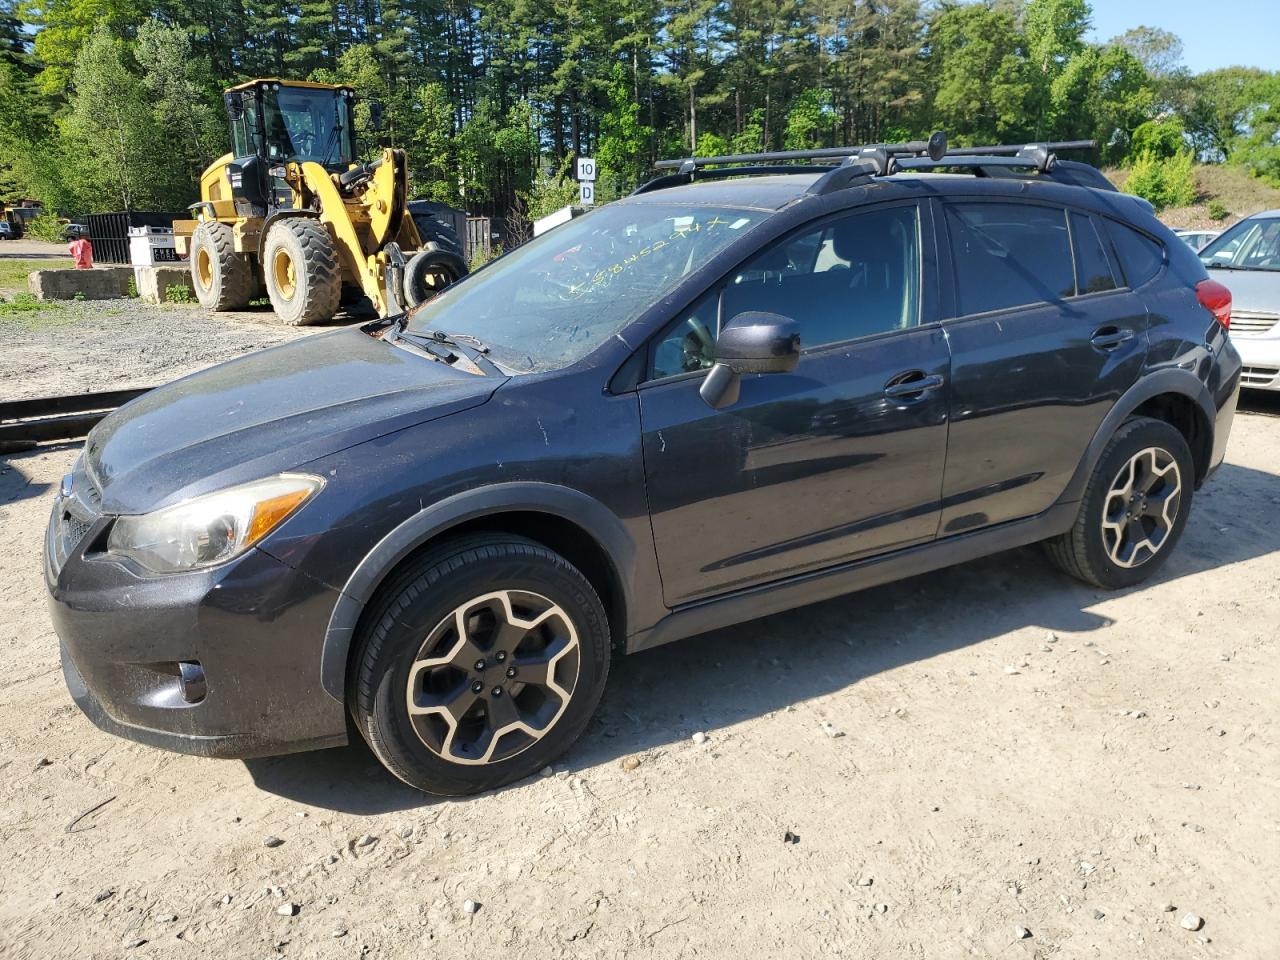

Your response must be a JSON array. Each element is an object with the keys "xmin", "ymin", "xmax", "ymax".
[{"xmin": 106, "ymin": 474, "xmax": 323, "ymax": 574}]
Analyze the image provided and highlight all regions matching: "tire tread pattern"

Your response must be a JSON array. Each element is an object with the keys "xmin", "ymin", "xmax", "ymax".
[
  {"xmin": 191, "ymin": 221, "xmax": 254, "ymax": 311},
  {"xmin": 265, "ymin": 218, "xmax": 341, "ymax": 326}
]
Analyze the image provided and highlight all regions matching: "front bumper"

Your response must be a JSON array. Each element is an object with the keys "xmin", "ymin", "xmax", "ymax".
[
  {"xmin": 47, "ymin": 496, "xmax": 349, "ymax": 759},
  {"xmin": 1232, "ymin": 334, "xmax": 1280, "ymax": 391}
]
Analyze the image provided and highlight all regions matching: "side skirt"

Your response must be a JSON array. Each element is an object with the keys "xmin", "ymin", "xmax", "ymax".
[{"xmin": 627, "ymin": 500, "xmax": 1079, "ymax": 653}]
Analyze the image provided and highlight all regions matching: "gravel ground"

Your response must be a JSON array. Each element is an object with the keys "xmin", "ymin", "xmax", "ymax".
[
  {"xmin": 0, "ymin": 300, "xmax": 332, "ymax": 401},
  {"xmin": 0, "ymin": 296, "xmax": 1278, "ymax": 959}
]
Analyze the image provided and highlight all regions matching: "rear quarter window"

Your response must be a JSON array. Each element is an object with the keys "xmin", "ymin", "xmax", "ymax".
[
  {"xmin": 1105, "ymin": 220, "xmax": 1164, "ymax": 288},
  {"xmin": 1070, "ymin": 212, "xmax": 1117, "ymax": 295}
]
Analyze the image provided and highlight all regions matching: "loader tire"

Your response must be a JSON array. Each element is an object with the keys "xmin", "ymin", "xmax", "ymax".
[
  {"xmin": 403, "ymin": 248, "xmax": 466, "ymax": 309},
  {"xmin": 190, "ymin": 221, "xmax": 254, "ymax": 311},
  {"xmin": 263, "ymin": 217, "xmax": 341, "ymax": 326}
]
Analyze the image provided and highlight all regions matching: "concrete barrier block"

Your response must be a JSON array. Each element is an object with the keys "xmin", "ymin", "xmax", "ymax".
[
  {"xmin": 135, "ymin": 265, "xmax": 193, "ymax": 304},
  {"xmin": 28, "ymin": 267, "xmax": 134, "ymax": 301}
]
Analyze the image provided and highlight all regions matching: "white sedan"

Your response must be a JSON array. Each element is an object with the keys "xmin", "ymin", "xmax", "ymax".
[{"xmin": 1200, "ymin": 211, "xmax": 1280, "ymax": 391}]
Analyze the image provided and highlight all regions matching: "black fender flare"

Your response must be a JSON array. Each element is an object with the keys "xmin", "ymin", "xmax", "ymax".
[
  {"xmin": 1057, "ymin": 367, "xmax": 1216, "ymax": 506},
  {"xmin": 319, "ymin": 482, "xmax": 638, "ymax": 702},
  {"xmin": 257, "ymin": 209, "xmax": 321, "ymax": 259}
]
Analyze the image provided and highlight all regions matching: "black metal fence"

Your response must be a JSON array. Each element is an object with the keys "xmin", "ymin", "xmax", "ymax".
[{"xmin": 86, "ymin": 212, "xmax": 179, "ymax": 264}]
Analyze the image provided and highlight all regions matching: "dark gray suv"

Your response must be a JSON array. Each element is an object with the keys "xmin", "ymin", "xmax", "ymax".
[{"xmin": 46, "ymin": 139, "xmax": 1242, "ymax": 795}]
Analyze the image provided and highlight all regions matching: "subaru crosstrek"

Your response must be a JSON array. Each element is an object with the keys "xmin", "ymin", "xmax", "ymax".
[{"xmin": 47, "ymin": 141, "xmax": 1242, "ymax": 795}]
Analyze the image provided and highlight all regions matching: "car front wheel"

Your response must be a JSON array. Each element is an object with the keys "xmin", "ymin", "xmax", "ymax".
[
  {"xmin": 1045, "ymin": 416, "xmax": 1195, "ymax": 589},
  {"xmin": 352, "ymin": 535, "xmax": 611, "ymax": 796}
]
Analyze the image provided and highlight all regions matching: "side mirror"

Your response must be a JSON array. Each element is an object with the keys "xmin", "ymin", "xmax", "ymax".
[
  {"xmin": 699, "ymin": 311, "xmax": 801, "ymax": 409},
  {"xmin": 224, "ymin": 93, "xmax": 243, "ymax": 122},
  {"xmin": 368, "ymin": 101, "xmax": 385, "ymax": 131}
]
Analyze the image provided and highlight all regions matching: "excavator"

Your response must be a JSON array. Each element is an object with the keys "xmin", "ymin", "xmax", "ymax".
[{"xmin": 174, "ymin": 79, "xmax": 467, "ymax": 325}]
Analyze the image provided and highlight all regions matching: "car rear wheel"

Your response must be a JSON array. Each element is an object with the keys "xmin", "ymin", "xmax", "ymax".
[
  {"xmin": 352, "ymin": 535, "xmax": 610, "ymax": 796},
  {"xmin": 1044, "ymin": 416, "xmax": 1194, "ymax": 589}
]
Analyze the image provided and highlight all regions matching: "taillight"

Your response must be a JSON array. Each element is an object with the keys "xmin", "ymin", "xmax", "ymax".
[{"xmin": 1196, "ymin": 278, "xmax": 1231, "ymax": 331}]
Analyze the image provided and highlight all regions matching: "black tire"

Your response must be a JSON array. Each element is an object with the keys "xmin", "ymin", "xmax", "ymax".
[
  {"xmin": 262, "ymin": 218, "xmax": 341, "ymax": 325},
  {"xmin": 190, "ymin": 221, "xmax": 254, "ymax": 311},
  {"xmin": 1044, "ymin": 416, "xmax": 1195, "ymax": 589},
  {"xmin": 402, "ymin": 247, "xmax": 466, "ymax": 309},
  {"xmin": 352, "ymin": 534, "xmax": 611, "ymax": 796}
]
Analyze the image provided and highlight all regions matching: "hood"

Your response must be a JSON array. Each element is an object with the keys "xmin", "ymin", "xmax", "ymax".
[
  {"xmin": 1205, "ymin": 265, "xmax": 1280, "ymax": 315},
  {"xmin": 87, "ymin": 327, "xmax": 503, "ymax": 514}
]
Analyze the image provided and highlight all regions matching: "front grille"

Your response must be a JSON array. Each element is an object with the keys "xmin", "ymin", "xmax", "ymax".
[
  {"xmin": 1230, "ymin": 311, "xmax": 1279, "ymax": 337},
  {"xmin": 60, "ymin": 512, "xmax": 92, "ymax": 549},
  {"xmin": 1241, "ymin": 365, "xmax": 1280, "ymax": 387},
  {"xmin": 49, "ymin": 457, "xmax": 102, "ymax": 576}
]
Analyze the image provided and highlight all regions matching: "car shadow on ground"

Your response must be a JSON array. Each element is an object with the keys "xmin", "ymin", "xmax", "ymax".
[
  {"xmin": 245, "ymin": 456, "xmax": 1280, "ymax": 815},
  {"xmin": 0, "ymin": 441, "xmax": 82, "ymax": 505},
  {"xmin": 1238, "ymin": 389, "xmax": 1280, "ymax": 418}
]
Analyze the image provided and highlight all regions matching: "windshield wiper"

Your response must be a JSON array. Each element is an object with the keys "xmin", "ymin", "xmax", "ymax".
[{"xmin": 391, "ymin": 324, "xmax": 502, "ymax": 376}]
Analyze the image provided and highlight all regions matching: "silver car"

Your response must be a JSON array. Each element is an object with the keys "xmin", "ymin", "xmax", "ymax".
[
  {"xmin": 1200, "ymin": 211, "xmax": 1280, "ymax": 391},
  {"xmin": 1175, "ymin": 228, "xmax": 1219, "ymax": 251}
]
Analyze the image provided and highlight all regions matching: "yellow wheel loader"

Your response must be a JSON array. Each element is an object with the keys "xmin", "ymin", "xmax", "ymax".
[{"xmin": 174, "ymin": 79, "xmax": 467, "ymax": 325}]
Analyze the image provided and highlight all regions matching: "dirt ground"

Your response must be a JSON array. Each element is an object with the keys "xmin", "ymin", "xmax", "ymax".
[
  {"xmin": 0, "ymin": 242, "xmax": 329, "ymax": 400},
  {"xmin": 1, "ymin": 287, "xmax": 1278, "ymax": 959}
]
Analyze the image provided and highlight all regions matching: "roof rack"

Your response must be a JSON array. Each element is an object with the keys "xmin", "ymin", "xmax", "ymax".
[{"xmin": 633, "ymin": 134, "xmax": 1102, "ymax": 196}]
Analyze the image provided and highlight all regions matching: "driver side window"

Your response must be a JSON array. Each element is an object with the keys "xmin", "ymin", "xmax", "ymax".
[{"xmin": 645, "ymin": 203, "xmax": 922, "ymax": 382}]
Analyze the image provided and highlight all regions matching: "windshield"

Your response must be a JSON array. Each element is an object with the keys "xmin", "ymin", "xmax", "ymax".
[
  {"xmin": 260, "ymin": 87, "xmax": 353, "ymax": 168},
  {"xmin": 1199, "ymin": 216, "xmax": 1280, "ymax": 272},
  {"xmin": 405, "ymin": 203, "xmax": 764, "ymax": 372}
]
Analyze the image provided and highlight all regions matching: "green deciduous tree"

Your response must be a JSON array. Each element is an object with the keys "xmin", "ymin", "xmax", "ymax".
[
  {"xmin": 783, "ymin": 87, "xmax": 834, "ymax": 150},
  {"xmin": 134, "ymin": 19, "xmax": 224, "ymax": 202},
  {"xmin": 61, "ymin": 24, "xmax": 157, "ymax": 210},
  {"xmin": 927, "ymin": 3, "xmax": 1032, "ymax": 145},
  {"xmin": 598, "ymin": 63, "xmax": 653, "ymax": 194}
]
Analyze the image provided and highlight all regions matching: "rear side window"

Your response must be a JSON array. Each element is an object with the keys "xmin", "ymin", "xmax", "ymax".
[
  {"xmin": 1070, "ymin": 212, "xmax": 1117, "ymax": 295},
  {"xmin": 945, "ymin": 203, "xmax": 1075, "ymax": 315},
  {"xmin": 1106, "ymin": 221, "xmax": 1164, "ymax": 287}
]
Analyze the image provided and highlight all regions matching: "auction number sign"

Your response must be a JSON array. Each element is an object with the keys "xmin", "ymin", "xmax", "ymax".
[{"xmin": 577, "ymin": 157, "xmax": 596, "ymax": 206}]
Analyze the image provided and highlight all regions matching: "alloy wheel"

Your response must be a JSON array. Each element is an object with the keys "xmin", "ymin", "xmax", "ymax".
[
  {"xmin": 1101, "ymin": 446, "xmax": 1182, "ymax": 569},
  {"xmin": 404, "ymin": 590, "xmax": 580, "ymax": 765}
]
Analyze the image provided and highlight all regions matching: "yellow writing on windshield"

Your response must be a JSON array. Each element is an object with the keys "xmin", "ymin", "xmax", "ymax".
[{"xmin": 562, "ymin": 217, "xmax": 731, "ymax": 300}]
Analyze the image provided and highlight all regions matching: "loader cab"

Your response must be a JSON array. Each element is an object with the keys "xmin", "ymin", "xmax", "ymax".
[
  {"xmin": 226, "ymin": 80, "xmax": 356, "ymax": 170},
  {"xmin": 223, "ymin": 80, "xmax": 357, "ymax": 214}
]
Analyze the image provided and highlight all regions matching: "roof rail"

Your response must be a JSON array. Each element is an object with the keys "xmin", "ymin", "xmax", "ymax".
[
  {"xmin": 652, "ymin": 132, "xmax": 948, "ymax": 173},
  {"xmin": 635, "ymin": 135, "xmax": 1103, "ymax": 197}
]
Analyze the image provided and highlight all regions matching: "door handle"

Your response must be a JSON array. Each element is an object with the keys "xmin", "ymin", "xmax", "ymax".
[
  {"xmin": 884, "ymin": 372, "xmax": 945, "ymax": 400},
  {"xmin": 1090, "ymin": 327, "xmax": 1136, "ymax": 350}
]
